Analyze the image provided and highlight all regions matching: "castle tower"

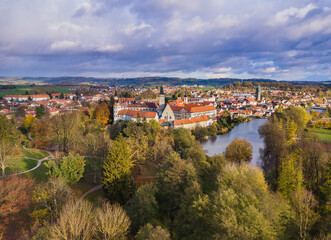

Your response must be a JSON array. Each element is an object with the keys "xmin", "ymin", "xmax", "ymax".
[
  {"xmin": 184, "ymin": 91, "xmax": 188, "ymax": 104},
  {"xmin": 159, "ymin": 85, "xmax": 165, "ymax": 113},
  {"xmin": 256, "ymin": 84, "xmax": 261, "ymax": 101}
]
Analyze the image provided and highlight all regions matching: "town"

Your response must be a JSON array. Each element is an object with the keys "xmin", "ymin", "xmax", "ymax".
[{"xmin": 1, "ymin": 83, "xmax": 329, "ymax": 130}]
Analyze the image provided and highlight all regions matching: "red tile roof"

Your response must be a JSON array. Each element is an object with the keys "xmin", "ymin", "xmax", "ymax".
[
  {"xmin": 174, "ymin": 115, "xmax": 210, "ymax": 126},
  {"xmin": 132, "ymin": 111, "xmax": 157, "ymax": 119},
  {"xmin": 184, "ymin": 105, "xmax": 216, "ymax": 113}
]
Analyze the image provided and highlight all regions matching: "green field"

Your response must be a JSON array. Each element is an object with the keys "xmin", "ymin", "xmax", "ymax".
[
  {"xmin": 6, "ymin": 158, "xmax": 38, "ymax": 175},
  {"xmin": 309, "ymin": 128, "xmax": 331, "ymax": 143},
  {"xmin": 0, "ymin": 84, "xmax": 71, "ymax": 97}
]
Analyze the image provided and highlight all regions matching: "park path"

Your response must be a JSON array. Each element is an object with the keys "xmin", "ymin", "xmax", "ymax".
[
  {"xmin": 6, "ymin": 149, "xmax": 54, "ymax": 177},
  {"xmin": 77, "ymin": 184, "xmax": 103, "ymax": 203}
]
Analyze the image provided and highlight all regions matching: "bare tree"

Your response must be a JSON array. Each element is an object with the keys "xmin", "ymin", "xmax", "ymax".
[
  {"xmin": 94, "ymin": 201, "xmax": 131, "ymax": 240},
  {"xmin": 291, "ymin": 189, "xmax": 319, "ymax": 240},
  {"xmin": 50, "ymin": 200, "xmax": 94, "ymax": 240}
]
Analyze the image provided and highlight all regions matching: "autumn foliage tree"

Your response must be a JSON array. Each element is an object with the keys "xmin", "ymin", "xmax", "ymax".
[
  {"xmin": 0, "ymin": 115, "xmax": 22, "ymax": 177},
  {"xmin": 0, "ymin": 176, "xmax": 34, "ymax": 236},
  {"xmin": 225, "ymin": 138, "xmax": 253, "ymax": 165},
  {"xmin": 95, "ymin": 102, "xmax": 110, "ymax": 125}
]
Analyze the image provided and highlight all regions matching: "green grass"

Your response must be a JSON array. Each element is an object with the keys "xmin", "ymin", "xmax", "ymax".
[
  {"xmin": 24, "ymin": 161, "xmax": 49, "ymax": 182},
  {"xmin": 6, "ymin": 158, "xmax": 38, "ymax": 175},
  {"xmin": 20, "ymin": 148, "xmax": 49, "ymax": 159},
  {"xmin": 309, "ymin": 128, "xmax": 331, "ymax": 143}
]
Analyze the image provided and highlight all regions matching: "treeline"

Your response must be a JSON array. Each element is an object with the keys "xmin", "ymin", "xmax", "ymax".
[
  {"xmin": 1, "ymin": 102, "xmax": 330, "ymax": 239},
  {"xmin": 259, "ymin": 106, "xmax": 330, "ymax": 239}
]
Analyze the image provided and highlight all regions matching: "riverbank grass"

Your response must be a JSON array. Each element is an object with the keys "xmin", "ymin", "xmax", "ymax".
[{"xmin": 309, "ymin": 128, "xmax": 331, "ymax": 143}]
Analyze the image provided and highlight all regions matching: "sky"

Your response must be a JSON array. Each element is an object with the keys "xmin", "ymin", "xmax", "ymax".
[{"xmin": 0, "ymin": 0, "xmax": 331, "ymax": 81}]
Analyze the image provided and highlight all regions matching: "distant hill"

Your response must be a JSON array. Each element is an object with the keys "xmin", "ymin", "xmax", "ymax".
[{"xmin": 0, "ymin": 76, "xmax": 330, "ymax": 87}]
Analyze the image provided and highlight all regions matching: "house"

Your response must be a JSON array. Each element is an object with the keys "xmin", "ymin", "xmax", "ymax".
[
  {"xmin": 131, "ymin": 111, "xmax": 159, "ymax": 122},
  {"xmin": 171, "ymin": 104, "xmax": 217, "ymax": 120},
  {"xmin": 173, "ymin": 115, "xmax": 213, "ymax": 129}
]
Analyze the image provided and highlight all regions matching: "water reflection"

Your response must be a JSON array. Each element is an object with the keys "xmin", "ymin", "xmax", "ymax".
[{"xmin": 201, "ymin": 119, "xmax": 268, "ymax": 166}]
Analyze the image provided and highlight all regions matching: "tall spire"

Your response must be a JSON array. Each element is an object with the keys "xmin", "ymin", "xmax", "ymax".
[{"xmin": 160, "ymin": 85, "xmax": 164, "ymax": 94}]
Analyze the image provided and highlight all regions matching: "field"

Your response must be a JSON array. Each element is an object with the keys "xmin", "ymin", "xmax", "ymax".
[
  {"xmin": 309, "ymin": 128, "xmax": 331, "ymax": 143},
  {"xmin": 0, "ymin": 84, "xmax": 71, "ymax": 97}
]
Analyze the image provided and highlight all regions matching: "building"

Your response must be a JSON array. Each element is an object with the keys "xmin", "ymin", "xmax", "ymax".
[
  {"xmin": 256, "ymin": 85, "xmax": 261, "ymax": 101},
  {"xmin": 170, "ymin": 104, "xmax": 217, "ymax": 120},
  {"xmin": 160, "ymin": 104, "xmax": 175, "ymax": 122},
  {"xmin": 173, "ymin": 115, "xmax": 213, "ymax": 129},
  {"xmin": 159, "ymin": 85, "xmax": 165, "ymax": 114}
]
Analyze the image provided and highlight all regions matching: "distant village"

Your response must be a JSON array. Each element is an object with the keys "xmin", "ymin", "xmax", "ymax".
[{"xmin": 0, "ymin": 84, "xmax": 330, "ymax": 129}]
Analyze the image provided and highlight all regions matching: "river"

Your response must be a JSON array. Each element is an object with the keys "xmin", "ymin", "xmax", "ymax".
[{"xmin": 201, "ymin": 118, "xmax": 268, "ymax": 166}]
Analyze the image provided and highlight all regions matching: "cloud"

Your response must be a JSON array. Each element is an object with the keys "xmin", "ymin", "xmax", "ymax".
[
  {"xmin": 50, "ymin": 41, "xmax": 77, "ymax": 51},
  {"xmin": 0, "ymin": 0, "xmax": 330, "ymax": 81},
  {"xmin": 272, "ymin": 3, "xmax": 317, "ymax": 25}
]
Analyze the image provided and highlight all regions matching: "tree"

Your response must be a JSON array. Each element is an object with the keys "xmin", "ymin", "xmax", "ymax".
[
  {"xmin": 102, "ymin": 135, "xmax": 135, "ymax": 204},
  {"xmin": 50, "ymin": 112, "xmax": 83, "ymax": 153},
  {"xmin": 286, "ymin": 120, "xmax": 298, "ymax": 145},
  {"xmin": 95, "ymin": 102, "xmax": 110, "ymax": 125},
  {"xmin": 46, "ymin": 154, "xmax": 85, "ymax": 184},
  {"xmin": 0, "ymin": 176, "xmax": 34, "ymax": 235},
  {"xmin": 172, "ymin": 128, "xmax": 195, "ymax": 153},
  {"xmin": 291, "ymin": 189, "xmax": 319, "ymax": 240},
  {"xmin": 31, "ymin": 177, "xmax": 72, "ymax": 224},
  {"xmin": 0, "ymin": 115, "xmax": 21, "ymax": 177},
  {"xmin": 259, "ymin": 121, "xmax": 288, "ymax": 187},
  {"xmin": 50, "ymin": 200, "xmax": 94, "ymax": 240},
  {"xmin": 136, "ymin": 224, "xmax": 171, "ymax": 240},
  {"xmin": 94, "ymin": 201, "xmax": 131, "ymax": 240},
  {"xmin": 285, "ymin": 106, "xmax": 309, "ymax": 131},
  {"xmin": 82, "ymin": 132, "xmax": 110, "ymax": 184},
  {"xmin": 278, "ymin": 151, "xmax": 304, "ymax": 199},
  {"xmin": 156, "ymin": 152, "xmax": 199, "ymax": 212},
  {"xmin": 30, "ymin": 118, "xmax": 51, "ymax": 149},
  {"xmin": 225, "ymin": 138, "xmax": 253, "ymax": 165},
  {"xmin": 125, "ymin": 184, "xmax": 159, "ymax": 232},
  {"xmin": 35, "ymin": 104, "xmax": 47, "ymax": 119},
  {"xmin": 59, "ymin": 93, "xmax": 64, "ymax": 99},
  {"xmin": 23, "ymin": 114, "xmax": 35, "ymax": 131},
  {"xmin": 179, "ymin": 164, "xmax": 296, "ymax": 240}
]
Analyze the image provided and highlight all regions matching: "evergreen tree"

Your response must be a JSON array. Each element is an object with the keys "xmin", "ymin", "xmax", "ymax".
[
  {"xmin": 102, "ymin": 135, "xmax": 135, "ymax": 205},
  {"xmin": 36, "ymin": 104, "xmax": 46, "ymax": 119}
]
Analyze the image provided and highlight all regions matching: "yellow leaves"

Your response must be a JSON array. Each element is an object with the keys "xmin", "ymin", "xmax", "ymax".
[
  {"xmin": 95, "ymin": 102, "xmax": 110, "ymax": 125},
  {"xmin": 23, "ymin": 114, "xmax": 35, "ymax": 130}
]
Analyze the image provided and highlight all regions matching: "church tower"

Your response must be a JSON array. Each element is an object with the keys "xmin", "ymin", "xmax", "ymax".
[
  {"xmin": 184, "ymin": 91, "xmax": 188, "ymax": 104},
  {"xmin": 256, "ymin": 84, "xmax": 261, "ymax": 101},
  {"xmin": 159, "ymin": 85, "xmax": 165, "ymax": 113}
]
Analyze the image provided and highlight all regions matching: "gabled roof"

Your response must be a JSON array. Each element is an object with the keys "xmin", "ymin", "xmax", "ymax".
[{"xmin": 174, "ymin": 115, "xmax": 210, "ymax": 126}]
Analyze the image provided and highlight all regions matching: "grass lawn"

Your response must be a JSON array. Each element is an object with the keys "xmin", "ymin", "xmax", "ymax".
[
  {"xmin": 309, "ymin": 128, "xmax": 331, "ymax": 143},
  {"xmin": 6, "ymin": 158, "xmax": 38, "ymax": 175},
  {"xmin": 24, "ymin": 161, "xmax": 49, "ymax": 182},
  {"xmin": 20, "ymin": 148, "xmax": 49, "ymax": 159}
]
